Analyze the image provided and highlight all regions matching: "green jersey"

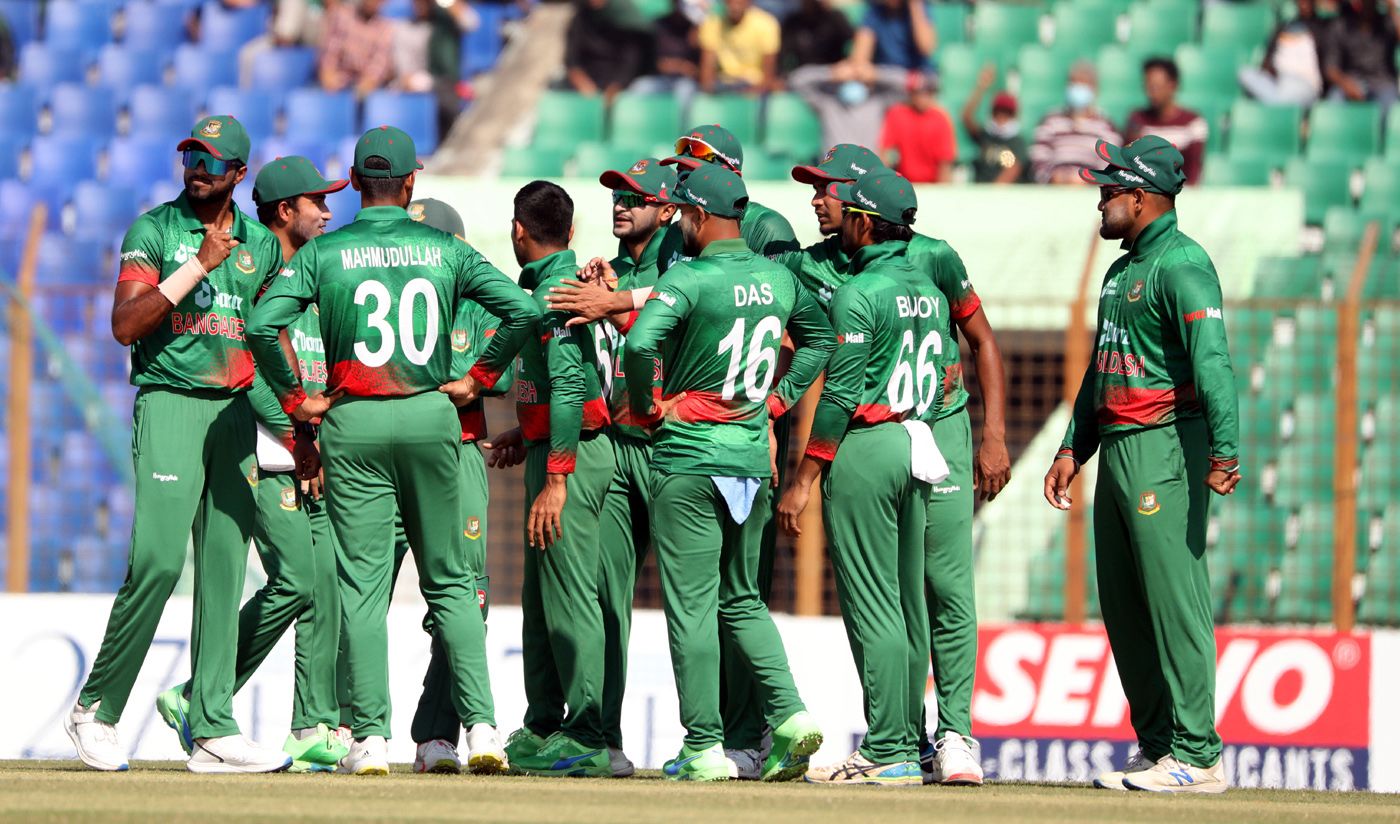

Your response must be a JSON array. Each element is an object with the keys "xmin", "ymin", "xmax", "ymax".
[
  {"xmin": 514, "ymin": 249, "xmax": 611, "ymax": 474},
  {"xmin": 116, "ymin": 192, "xmax": 282, "ymax": 392},
  {"xmin": 1058, "ymin": 211, "xmax": 1240, "ymax": 472},
  {"xmin": 806, "ymin": 241, "xmax": 950, "ymax": 461},
  {"xmin": 248, "ymin": 305, "xmax": 327, "ymax": 444},
  {"xmin": 655, "ymin": 199, "xmax": 801, "ymax": 274},
  {"xmin": 776, "ymin": 232, "xmax": 981, "ymax": 419},
  {"xmin": 595, "ymin": 228, "xmax": 668, "ymax": 441},
  {"xmin": 247, "ymin": 205, "xmax": 538, "ymax": 412},
  {"xmin": 452, "ymin": 299, "xmax": 510, "ymax": 442},
  {"xmin": 624, "ymin": 238, "xmax": 835, "ymax": 477}
]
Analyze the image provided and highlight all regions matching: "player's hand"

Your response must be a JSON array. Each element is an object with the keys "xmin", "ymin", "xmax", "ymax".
[
  {"xmin": 578, "ymin": 257, "xmax": 619, "ymax": 290},
  {"xmin": 1205, "ymin": 468, "xmax": 1242, "ymax": 496},
  {"xmin": 777, "ymin": 484, "xmax": 811, "ymax": 537},
  {"xmin": 293, "ymin": 389, "xmax": 343, "ymax": 423},
  {"xmin": 547, "ymin": 278, "xmax": 620, "ymax": 327},
  {"xmin": 302, "ymin": 469, "xmax": 325, "ymax": 501},
  {"xmin": 974, "ymin": 436, "xmax": 1012, "ymax": 501},
  {"xmin": 439, "ymin": 374, "xmax": 483, "ymax": 407},
  {"xmin": 1043, "ymin": 456, "xmax": 1079, "ymax": 510},
  {"xmin": 292, "ymin": 435, "xmax": 321, "ymax": 481},
  {"xmin": 528, "ymin": 474, "xmax": 568, "ymax": 549},
  {"xmin": 195, "ymin": 226, "xmax": 238, "ymax": 272},
  {"xmin": 483, "ymin": 428, "xmax": 525, "ymax": 469},
  {"xmin": 642, "ymin": 392, "xmax": 687, "ymax": 437}
]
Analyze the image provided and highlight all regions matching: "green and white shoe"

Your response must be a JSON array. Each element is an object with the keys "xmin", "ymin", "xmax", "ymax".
[
  {"xmin": 511, "ymin": 733, "xmax": 611, "ymax": 777},
  {"xmin": 284, "ymin": 724, "xmax": 350, "ymax": 773},
  {"xmin": 762, "ymin": 710, "xmax": 823, "ymax": 782},
  {"xmin": 155, "ymin": 685, "xmax": 194, "ymax": 756},
  {"xmin": 662, "ymin": 743, "xmax": 731, "ymax": 782},
  {"xmin": 503, "ymin": 727, "xmax": 548, "ymax": 765}
]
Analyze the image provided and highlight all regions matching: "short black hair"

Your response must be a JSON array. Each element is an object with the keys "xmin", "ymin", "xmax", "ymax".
[
  {"xmin": 358, "ymin": 155, "xmax": 409, "ymax": 201},
  {"xmin": 514, "ymin": 180, "xmax": 573, "ymax": 247},
  {"xmin": 869, "ymin": 213, "xmax": 915, "ymax": 244},
  {"xmin": 1142, "ymin": 57, "xmax": 1179, "ymax": 83},
  {"xmin": 255, "ymin": 196, "xmax": 293, "ymax": 227}
]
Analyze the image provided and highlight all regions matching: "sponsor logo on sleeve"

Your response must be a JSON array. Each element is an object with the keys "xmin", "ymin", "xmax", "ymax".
[
  {"xmin": 652, "ymin": 291, "xmax": 677, "ymax": 307},
  {"xmin": 837, "ymin": 332, "xmax": 866, "ymax": 344},
  {"xmin": 1183, "ymin": 307, "xmax": 1223, "ymax": 323},
  {"xmin": 121, "ymin": 249, "xmax": 150, "ymax": 262}
]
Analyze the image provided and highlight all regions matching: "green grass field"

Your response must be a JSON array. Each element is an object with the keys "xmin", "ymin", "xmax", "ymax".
[{"xmin": 2, "ymin": 762, "xmax": 1398, "ymax": 823}]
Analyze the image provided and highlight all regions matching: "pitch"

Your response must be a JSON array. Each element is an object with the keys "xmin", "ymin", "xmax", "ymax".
[{"xmin": 2, "ymin": 762, "xmax": 1397, "ymax": 823}]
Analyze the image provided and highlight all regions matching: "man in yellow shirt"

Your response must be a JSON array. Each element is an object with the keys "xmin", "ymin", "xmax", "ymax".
[{"xmin": 698, "ymin": 0, "xmax": 780, "ymax": 94}]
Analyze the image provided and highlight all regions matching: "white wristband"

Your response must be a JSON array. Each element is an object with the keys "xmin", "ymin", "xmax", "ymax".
[
  {"xmin": 157, "ymin": 256, "xmax": 208, "ymax": 305},
  {"xmin": 631, "ymin": 288, "xmax": 651, "ymax": 311}
]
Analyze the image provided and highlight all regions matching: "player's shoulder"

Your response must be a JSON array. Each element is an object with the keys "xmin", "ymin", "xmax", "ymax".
[{"xmin": 126, "ymin": 201, "xmax": 175, "ymax": 238}]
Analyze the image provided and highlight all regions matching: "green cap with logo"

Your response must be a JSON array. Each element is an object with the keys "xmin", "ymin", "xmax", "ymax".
[
  {"xmin": 664, "ymin": 164, "xmax": 748, "ymax": 218},
  {"xmin": 353, "ymin": 125, "xmax": 425, "ymax": 178},
  {"xmin": 829, "ymin": 168, "xmax": 918, "ymax": 226},
  {"xmin": 178, "ymin": 115, "xmax": 251, "ymax": 164},
  {"xmin": 662, "ymin": 124, "xmax": 745, "ymax": 173},
  {"xmin": 599, "ymin": 157, "xmax": 678, "ymax": 201},
  {"xmin": 792, "ymin": 144, "xmax": 885, "ymax": 185},
  {"xmin": 408, "ymin": 198, "xmax": 465, "ymax": 238},
  {"xmin": 1079, "ymin": 135, "xmax": 1186, "ymax": 195},
  {"xmin": 253, "ymin": 155, "xmax": 348, "ymax": 205}
]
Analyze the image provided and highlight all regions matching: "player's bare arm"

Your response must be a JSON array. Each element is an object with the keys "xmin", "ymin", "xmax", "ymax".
[
  {"xmin": 777, "ymin": 456, "xmax": 825, "ymax": 537},
  {"xmin": 957, "ymin": 307, "xmax": 1012, "ymax": 500},
  {"xmin": 111, "ymin": 228, "xmax": 236, "ymax": 344},
  {"xmin": 527, "ymin": 474, "xmax": 567, "ymax": 549}
]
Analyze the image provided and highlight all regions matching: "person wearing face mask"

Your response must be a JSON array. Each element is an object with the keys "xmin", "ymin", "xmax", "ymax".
[
  {"xmin": 1030, "ymin": 61, "xmax": 1123, "ymax": 184},
  {"xmin": 787, "ymin": 59, "xmax": 908, "ymax": 150},
  {"xmin": 878, "ymin": 69, "xmax": 957, "ymax": 183},
  {"xmin": 961, "ymin": 66, "xmax": 1027, "ymax": 184}
]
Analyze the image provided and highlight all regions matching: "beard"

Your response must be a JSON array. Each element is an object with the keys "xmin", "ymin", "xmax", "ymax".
[{"xmin": 289, "ymin": 213, "xmax": 324, "ymax": 246}]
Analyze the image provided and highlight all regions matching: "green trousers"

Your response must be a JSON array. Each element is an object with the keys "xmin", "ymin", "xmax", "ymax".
[
  {"xmin": 823, "ymin": 424, "xmax": 930, "ymax": 765},
  {"xmin": 597, "ymin": 430, "xmax": 652, "ymax": 749},
  {"xmin": 922, "ymin": 409, "xmax": 977, "ymax": 741},
  {"xmin": 520, "ymin": 433, "xmax": 616, "ymax": 749},
  {"xmin": 651, "ymin": 472, "xmax": 805, "ymax": 750},
  {"xmin": 80, "ymin": 388, "xmax": 257, "ymax": 739},
  {"xmin": 322, "ymin": 393, "xmax": 493, "ymax": 738},
  {"xmin": 1096, "ymin": 416, "xmax": 1221, "ymax": 768}
]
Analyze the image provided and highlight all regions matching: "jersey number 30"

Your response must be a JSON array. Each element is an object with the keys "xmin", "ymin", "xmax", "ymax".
[
  {"xmin": 718, "ymin": 316, "xmax": 782, "ymax": 402},
  {"xmin": 353, "ymin": 278, "xmax": 439, "ymax": 367},
  {"xmin": 887, "ymin": 329, "xmax": 942, "ymax": 416}
]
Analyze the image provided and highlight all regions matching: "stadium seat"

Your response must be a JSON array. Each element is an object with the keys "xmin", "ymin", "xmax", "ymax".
[
  {"xmin": 121, "ymin": 0, "xmax": 189, "ymax": 51},
  {"xmin": 284, "ymin": 89, "xmax": 357, "ymax": 143},
  {"xmin": 106, "ymin": 134, "xmax": 181, "ymax": 190},
  {"xmin": 762, "ymin": 93, "xmax": 822, "ymax": 162},
  {"xmin": 501, "ymin": 146, "xmax": 568, "ymax": 177},
  {"xmin": 43, "ymin": 0, "xmax": 115, "ymax": 53},
  {"xmin": 31, "ymin": 134, "xmax": 98, "ymax": 189},
  {"xmin": 1175, "ymin": 43, "xmax": 1246, "ymax": 107},
  {"xmin": 461, "ymin": 3, "xmax": 507, "ymax": 78},
  {"xmin": 1323, "ymin": 207, "xmax": 1392, "ymax": 256},
  {"xmin": 687, "ymin": 94, "xmax": 761, "ymax": 149},
  {"xmin": 972, "ymin": 3, "xmax": 1043, "ymax": 54},
  {"xmin": 0, "ymin": 133, "xmax": 22, "ymax": 180},
  {"xmin": 97, "ymin": 45, "xmax": 169, "ymax": 107},
  {"xmin": 570, "ymin": 142, "xmax": 645, "ymax": 178},
  {"xmin": 48, "ymin": 83, "xmax": 118, "ymax": 139},
  {"xmin": 1095, "ymin": 45, "xmax": 1151, "ymax": 100},
  {"xmin": 931, "ymin": 2, "xmax": 969, "ymax": 45},
  {"xmin": 1305, "ymin": 101, "xmax": 1381, "ymax": 163},
  {"xmin": 204, "ymin": 86, "xmax": 278, "ymax": 146},
  {"xmin": 18, "ymin": 43, "xmax": 89, "ymax": 92},
  {"xmin": 1227, "ymin": 101, "xmax": 1302, "ymax": 168},
  {"xmin": 257, "ymin": 135, "xmax": 333, "ymax": 170},
  {"xmin": 1049, "ymin": 2, "xmax": 1119, "ymax": 54},
  {"xmin": 1201, "ymin": 152, "xmax": 1273, "ymax": 186},
  {"xmin": 1201, "ymin": 1, "xmax": 1274, "ymax": 52},
  {"xmin": 735, "ymin": 149, "xmax": 791, "ymax": 182},
  {"xmin": 171, "ymin": 44, "xmax": 240, "ymax": 94},
  {"xmin": 363, "ymin": 91, "xmax": 438, "ymax": 154},
  {"xmin": 0, "ymin": 84, "xmax": 39, "ymax": 141},
  {"xmin": 72, "ymin": 180, "xmax": 142, "ymax": 244},
  {"xmin": 1360, "ymin": 158, "xmax": 1400, "ymax": 213},
  {"xmin": 1016, "ymin": 45, "xmax": 1075, "ymax": 102},
  {"xmin": 0, "ymin": 0, "xmax": 40, "ymax": 47},
  {"xmin": 199, "ymin": 0, "xmax": 270, "ymax": 50},
  {"xmin": 36, "ymin": 230, "xmax": 107, "ymax": 284},
  {"xmin": 1386, "ymin": 106, "xmax": 1400, "ymax": 157},
  {"xmin": 936, "ymin": 43, "xmax": 1001, "ymax": 103},
  {"xmin": 608, "ymin": 93, "xmax": 683, "ymax": 155},
  {"xmin": 248, "ymin": 46, "xmax": 317, "ymax": 98},
  {"xmin": 531, "ymin": 91, "xmax": 606, "ymax": 151},
  {"xmin": 128, "ymin": 85, "xmax": 199, "ymax": 140},
  {"xmin": 1125, "ymin": 1, "xmax": 1197, "ymax": 59},
  {"xmin": 1285, "ymin": 158, "xmax": 1354, "ymax": 224}
]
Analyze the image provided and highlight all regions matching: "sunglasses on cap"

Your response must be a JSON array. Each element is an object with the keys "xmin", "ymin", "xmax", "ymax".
[
  {"xmin": 611, "ymin": 191, "xmax": 658, "ymax": 209},
  {"xmin": 840, "ymin": 204, "xmax": 880, "ymax": 217},
  {"xmin": 673, "ymin": 137, "xmax": 733, "ymax": 170},
  {"xmin": 183, "ymin": 149, "xmax": 237, "ymax": 176}
]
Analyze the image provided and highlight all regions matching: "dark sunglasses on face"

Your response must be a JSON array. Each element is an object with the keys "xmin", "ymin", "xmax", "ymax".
[
  {"xmin": 182, "ymin": 149, "xmax": 236, "ymax": 176},
  {"xmin": 611, "ymin": 191, "xmax": 655, "ymax": 209}
]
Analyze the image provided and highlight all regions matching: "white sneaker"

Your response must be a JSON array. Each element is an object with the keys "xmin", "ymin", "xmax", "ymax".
[
  {"xmin": 464, "ymin": 723, "xmax": 508, "ymax": 775},
  {"xmin": 334, "ymin": 725, "xmax": 353, "ymax": 748},
  {"xmin": 188, "ymin": 735, "xmax": 293, "ymax": 774},
  {"xmin": 1123, "ymin": 754, "xmax": 1228, "ymax": 794},
  {"xmin": 1093, "ymin": 749, "xmax": 1151, "ymax": 790},
  {"xmin": 725, "ymin": 748, "xmax": 761, "ymax": 780},
  {"xmin": 336, "ymin": 735, "xmax": 390, "ymax": 776},
  {"xmin": 64, "ymin": 701, "xmax": 128, "ymax": 772},
  {"xmin": 804, "ymin": 751, "xmax": 922, "ymax": 786},
  {"xmin": 414, "ymin": 739, "xmax": 461, "ymax": 774},
  {"xmin": 608, "ymin": 747, "xmax": 635, "ymax": 778},
  {"xmin": 934, "ymin": 732, "xmax": 984, "ymax": 786}
]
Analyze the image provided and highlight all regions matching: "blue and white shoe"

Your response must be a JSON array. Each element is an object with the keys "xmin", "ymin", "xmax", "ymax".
[{"xmin": 804, "ymin": 751, "xmax": 922, "ymax": 786}]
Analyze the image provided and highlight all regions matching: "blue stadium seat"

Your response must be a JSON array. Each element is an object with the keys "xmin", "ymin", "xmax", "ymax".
[
  {"xmin": 98, "ymin": 45, "xmax": 169, "ymax": 106},
  {"xmin": 107, "ymin": 134, "xmax": 181, "ymax": 190},
  {"xmin": 199, "ymin": 0, "xmax": 269, "ymax": 49},
  {"xmin": 48, "ymin": 83, "xmax": 119, "ymax": 138},
  {"xmin": 323, "ymin": 182, "xmax": 359, "ymax": 231},
  {"xmin": 461, "ymin": 3, "xmax": 506, "ymax": 78},
  {"xmin": 0, "ymin": 84, "xmax": 38, "ymax": 140},
  {"xmin": 0, "ymin": 134, "xmax": 21, "ymax": 181},
  {"xmin": 248, "ymin": 46, "xmax": 316, "ymax": 95},
  {"xmin": 172, "ymin": 44, "xmax": 239, "ymax": 93},
  {"xmin": 122, "ymin": 0, "xmax": 189, "ymax": 51},
  {"xmin": 0, "ymin": 0, "xmax": 40, "ymax": 46},
  {"xmin": 0, "ymin": 178, "xmax": 44, "ymax": 235},
  {"xmin": 154, "ymin": 0, "xmax": 204, "ymax": 10},
  {"xmin": 129, "ymin": 84, "xmax": 199, "ymax": 139},
  {"xmin": 36, "ymin": 231, "xmax": 107, "ymax": 283},
  {"xmin": 363, "ymin": 91, "xmax": 437, "ymax": 154},
  {"xmin": 284, "ymin": 89, "xmax": 356, "ymax": 142},
  {"xmin": 146, "ymin": 178, "xmax": 184, "ymax": 208},
  {"xmin": 205, "ymin": 86, "xmax": 278, "ymax": 146},
  {"xmin": 28, "ymin": 292, "xmax": 91, "ymax": 334},
  {"xmin": 73, "ymin": 180, "xmax": 142, "ymax": 244},
  {"xmin": 43, "ymin": 0, "xmax": 115, "ymax": 54},
  {"xmin": 380, "ymin": 0, "xmax": 414, "ymax": 18},
  {"xmin": 257, "ymin": 135, "xmax": 332, "ymax": 170},
  {"xmin": 18, "ymin": 43, "xmax": 89, "ymax": 93},
  {"xmin": 31, "ymin": 134, "xmax": 99, "ymax": 192}
]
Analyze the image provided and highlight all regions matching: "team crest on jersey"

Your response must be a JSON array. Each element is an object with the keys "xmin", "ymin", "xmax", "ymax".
[
  {"xmin": 464, "ymin": 516, "xmax": 481, "ymax": 540},
  {"xmin": 201, "ymin": 119, "xmax": 223, "ymax": 138},
  {"xmin": 452, "ymin": 329, "xmax": 469, "ymax": 352},
  {"xmin": 1127, "ymin": 279, "xmax": 1145, "ymax": 302},
  {"xmin": 245, "ymin": 465, "xmax": 259, "ymax": 488},
  {"xmin": 1138, "ymin": 491, "xmax": 1160, "ymax": 515},
  {"xmin": 279, "ymin": 487, "xmax": 298, "ymax": 511},
  {"xmin": 235, "ymin": 248, "xmax": 256, "ymax": 274},
  {"xmin": 408, "ymin": 203, "xmax": 426, "ymax": 222},
  {"xmin": 629, "ymin": 159, "xmax": 649, "ymax": 174}
]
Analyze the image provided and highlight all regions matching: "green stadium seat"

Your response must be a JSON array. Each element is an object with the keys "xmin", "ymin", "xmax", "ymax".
[
  {"xmin": 1275, "ymin": 502, "xmax": 1334, "ymax": 622},
  {"xmin": 1250, "ymin": 254, "xmax": 1321, "ymax": 297},
  {"xmin": 1126, "ymin": 1, "xmax": 1197, "ymax": 59},
  {"xmin": 762, "ymin": 93, "xmax": 823, "ymax": 163},
  {"xmin": 736, "ymin": 150, "xmax": 792, "ymax": 182},
  {"xmin": 1360, "ymin": 158, "xmax": 1400, "ymax": 213},
  {"xmin": 1260, "ymin": 339, "xmax": 1332, "ymax": 401},
  {"xmin": 1202, "ymin": 152, "xmax": 1273, "ymax": 185},
  {"xmin": 1227, "ymin": 100, "xmax": 1302, "ymax": 168},
  {"xmin": 937, "ymin": 43, "xmax": 1003, "ymax": 101},
  {"xmin": 532, "ymin": 91, "xmax": 606, "ymax": 151},
  {"xmin": 1358, "ymin": 443, "xmax": 1400, "ymax": 512},
  {"xmin": 1049, "ymin": 1, "xmax": 1120, "ymax": 52},
  {"xmin": 1359, "ymin": 506, "xmax": 1400, "ymax": 624},
  {"xmin": 608, "ymin": 93, "xmax": 683, "ymax": 155},
  {"xmin": 1096, "ymin": 45, "xmax": 1151, "ymax": 99},
  {"xmin": 1176, "ymin": 44, "xmax": 1246, "ymax": 109},
  {"xmin": 688, "ymin": 93, "xmax": 761, "ymax": 150},
  {"xmin": 1322, "ymin": 207, "xmax": 1393, "ymax": 257},
  {"xmin": 570, "ymin": 142, "xmax": 645, "ymax": 178},
  {"xmin": 1097, "ymin": 90, "xmax": 1142, "ymax": 130},
  {"xmin": 633, "ymin": 0, "xmax": 669, "ymax": 19},
  {"xmin": 1305, "ymin": 101, "xmax": 1382, "ymax": 163},
  {"xmin": 1361, "ymin": 254, "xmax": 1400, "ymax": 298},
  {"xmin": 1386, "ymin": 106, "xmax": 1400, "ymax": 157},
  {"xmin": 1016, "ymin": 45, "xmax": 1075, "ymax": 101},
  {"xmin": 931, "ymin": 2, "xmax": 970, "ymax": 45},
  {"xmin": 1284, "ymin": 157, "xmax": 1354, "ymax": 225},
  {"xmin": 1177, "ymin": 92, "xmax": 1232, "ymax": 153},
  {"xmin": 1201, "ymin": 2, "xmax": 1275, "ymax": 52},
  {"xmin": 972, "ymin": 3, "xmax": 1044, "ymax": 52},
  {"xmin": 500, "ymin": 146, "xmax": 568, "ymax": 177},
  {"xmin": 1359, "ymin": 309, "xmax": 1400, "ymax": 399}
]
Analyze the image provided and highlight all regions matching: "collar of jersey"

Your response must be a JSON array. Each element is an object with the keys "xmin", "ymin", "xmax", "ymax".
[
  {"xmin": 354, "ymin": 205, "xmax": 411, "ymax": 222},
  {"xmin": 848, "ymin": 240, "xmax": 909, "ymax": 275},
  {"xmin": 698, "ymin": 237, "xmax": 748, "ymax": 258},
  {"xmin": 1124, "ymin": 210, "xmax": 1178, "ymax": 261},
  {"xmin": 519, "ymin": 248, "xmax": 578, "ymax": 291},
  {"xmin": 173, "ymin": 191, "xmax": 250, "ymax": 241}
]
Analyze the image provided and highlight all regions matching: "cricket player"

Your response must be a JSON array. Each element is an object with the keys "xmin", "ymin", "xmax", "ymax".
[
  {"xmin": 1044, "ymin": 136, "xmax": 1240, "ymax": 793},
  {"xmin": 248, "ymin": 126, "xmax": 538, "ymax": 775},
  {"xmin": 622, "ymin": 165, "xmax": 834, "ymax": 781},
  {"xmin": 491, "ymin": 181, "xmax": 618, "ymax": 778},
  {"xmin": 778, "ymin": 169, "xmax": 947, "ymax": 787},
  {"xmin": 154, "ymin": 156, "xmax": 349, "ymax": 773},
  {"xmin": 782, "ymin": 143, "xmax": 1007, "ymax": 784},
  {"xmin": 66, "ymin": 116, "xmax": 292, "ymax": 773}
]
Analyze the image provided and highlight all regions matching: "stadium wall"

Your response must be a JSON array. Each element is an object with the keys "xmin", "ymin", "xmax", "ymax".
[{"xmin": 1, "ymin": 595, "xmax": 1392, "ymax": 792}]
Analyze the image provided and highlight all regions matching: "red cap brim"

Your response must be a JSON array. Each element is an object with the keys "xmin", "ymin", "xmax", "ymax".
[
  {"xmin": 599, "ymin": 169, "xmax": 647, "ymax": 194},
  {"xmin": 308, "ymin": 178, "xmax": 350, "ymax": 196},
  {"xmin": 792, "ymin": 165, "xmax": 837, "ymax": 185},
  {"xmin": 177, "ymin": 137, "xmax": 224, "ymax": 158},
  {"xmin": 660, "ymin": 155, "xmax": 702, "ymax": 170}
]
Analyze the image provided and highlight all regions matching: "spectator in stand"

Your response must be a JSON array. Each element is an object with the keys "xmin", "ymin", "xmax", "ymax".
[
  {"xmin": 961, "ymin": 65, "xmax": 1027, "ymax": 184},
  {"xmin": 879, "ymin": 70, "xmax": 956, "ymax": 183},
  {"xmin": 1238, "ymin": 0, "xmax": 1326, "ymax": 105},
  {"xmin": 1321, "ymin": 0, "xmax": 1400, "ymax": 113},
  {"xmin": 849, "ymin": 0, "xmax": 934, "ymax": 71},
  {"xmin": 697, "ymin": 0, "xmax": 781, "ymax": 94},
  {"xmin": 0, "ymin": 13, "xmax": 14, "ymax": 81},
  {"xmin": 779, "ymin": 0, "xmax": 853, "ymax": 74},
  {"xmin": 629, "ymin": 0, "xmax": 702, "ymax": 114},
  {"xmin": 319, "ymin": 0, "xmax": 398, "ymax": 100},
  {"xmin": 566, "ymin": 0, "xmax": 648, "ymax": 104},
  {"xmin": 1126, "ymin": 58, "xmax": 1206, "ymax": 184},
  {"xmin": 239, "ymin": 0, "xmax": 330, "ymax": 87},
  {"xmin": 396, "ymin": 0, "xmax": 480, "ymax": 135},
  {"xmin": 1030, "ymin": 61, "xmax": 1122, "ymax": 184},
  {"xmin": 789, "ymin": 61, "xmax": 905, "ymax": 149}
]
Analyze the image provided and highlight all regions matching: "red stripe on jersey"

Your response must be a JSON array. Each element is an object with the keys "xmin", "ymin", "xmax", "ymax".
[
  {"xmin": 1098, "ymin": 383, "xmax": 1198, "ymax": 427},
  {"xmin": 805, "ymin": 436, "xmax": 838, "ymax": 462},
  {"xmin": 618, "ymin": 310, "xmax": 640, "ymax": 334},
  {"xmin": 117, "ymin": 261, "xmax": 160, "ymax": 286},
  {"xmin": 547, "ymin": 449, "xmax": 577, "ymax": 474},
  {"xmin": 328, "ymin": 359, "xmax": 420, "ymax": 397},
  {"xmin": 766, "ymin": 394, "xmax": 788, "ymax": 419},
  {"xmin": 950, "ymin": 292, "xmax": 981, "ymax": 321},
  {"xmin": 516, "ymin": 397, "xmax": 612, "ymax": 441},
  {"xmin": 468, "ymin": 361, "xmax": 503, "ymax": 390},
  {"xmin": 280, "ymin": 384, "xmax": 308, "ymax": 415},
  {"xmin": 852, "ymin": 402, "xmax": 906, "ymax": 426},
  {"xmin": 222, "ymin": 348, "xmax": 255, "ymax": 391},
  {"xmin": 583, "ymin": 396, "xmax": 612, "ymax": 430},
  {"xmin": 666, "ymin": 391, "xmax": 763, "ymax": 425},
  {"xmin": 459, "ymin": 406, "xmax": 487, "ymax": 442}
]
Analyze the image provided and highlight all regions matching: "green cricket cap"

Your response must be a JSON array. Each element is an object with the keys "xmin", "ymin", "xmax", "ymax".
[
  {"xmin": 665, "ymin": 164, "xmax": 747, "ymax": 219},
  {"xmin": 252, "ymin": 155, "xmax": 348, "ymax": 205},
  {"xmin": 662, "ymin": 124, "xmax": 745, "ymax": 173},
  {"xmin": 1079, "ymin": 136, "xmax": 1186, "ymax": 196},
  {"xmin": 599, "ymin": 157, "xmax": 678, "ymax": 201},
  {"xmin": 353, "ymin": 125, "xmax": 424, "ymax": 178},
  {"xmin": 792, "ymin": 144, "xmax": 884, "ymax": 185},
  {"xmin": 829, "ymin": 168, "xmax": 917, "ymax": 226},
  {"xmin": 408, "ymin": 198, "xmax": 465, "ymax": 238},
  {"xmin": 177, "ymin": 115, "xmax": 250, "ymax": 164}
]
